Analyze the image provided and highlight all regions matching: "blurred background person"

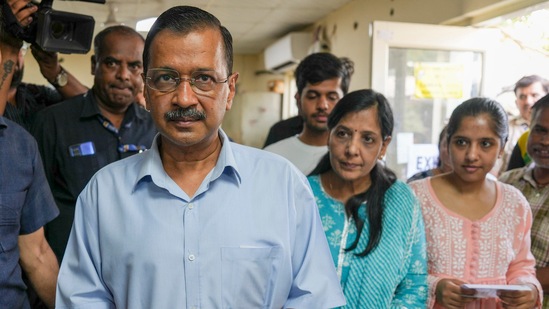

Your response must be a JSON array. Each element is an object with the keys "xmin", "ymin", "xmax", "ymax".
[
  {"xmin": 4, "ymin": 0, "xmax": 88, "ymax": 131},
  {"xmin": 500, "ymin": 93, "xmax": 549, "ymax": 308},
  {"xmin": 264, "ymin": 53, "xmax": 354, "ymax": 174},
  {"xmin": 497, "ymin": 75, "xmax": 549, "ymax": 175}
]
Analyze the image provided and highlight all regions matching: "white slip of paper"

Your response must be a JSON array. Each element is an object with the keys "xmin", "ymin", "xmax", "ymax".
[{"xmin": 461, "ymin": 284, "xmax": 530, "ymax": 298}]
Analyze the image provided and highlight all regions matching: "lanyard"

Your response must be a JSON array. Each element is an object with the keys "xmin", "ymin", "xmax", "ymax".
[{"xmin": 97, "ymin": 115, "xmax": 147, "ymax": 153}]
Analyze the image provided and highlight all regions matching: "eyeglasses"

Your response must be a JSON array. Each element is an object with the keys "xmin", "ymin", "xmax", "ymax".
[{"xmin": 145, "ymin": 68, "xmax": 230, "ymax": 94}]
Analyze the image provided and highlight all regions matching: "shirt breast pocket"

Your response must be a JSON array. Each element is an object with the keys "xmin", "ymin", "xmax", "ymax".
[
  {"xmin": 221, "ymin": 246, "xmax": 281, "ymax": 309},
  {"xmin": 0, "ymin": 191, "xmax": 25, "ymax": 254},
  {"xmin": 64, "ymin": 154, "xmax": 100, "ymax": 197}
]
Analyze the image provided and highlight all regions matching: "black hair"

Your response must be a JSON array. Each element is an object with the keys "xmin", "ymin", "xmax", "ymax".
[
  {"xmin": 446, "ymin": 97, "xmax": 508, "ymax": 147},
  {"xmin": 514, "ymin": 75, "xmax": 549, "ymax": 95},
  {"xmin": 0, "ymin": 7, "xmax": 23, "ymax": 50},
  {"xmin": 436, "ymin": 125, "xmax": 448, "ymax": 168},
  {"xmin": 143, "ymin": 6, "xmax": 233, "ymax": 75},
  {"xmin": 294, "ymin": 53, "xmax": 354, "ymax": 95},
  {"xmin": 93, "ymin": 25, "xmax": 144, "ymax": 58},
  {"xmin": 0, "ymin": 8, "xmax": 3, "ymax": 38},
  {"xmin": 309, "ymin": 89, "xmax": 396, "ymax": 257},
  {"xmin": 531, "ymin": 93, "xmax": 549, "ymax": 124}
]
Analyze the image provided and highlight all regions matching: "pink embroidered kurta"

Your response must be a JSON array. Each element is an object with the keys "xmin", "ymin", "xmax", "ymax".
[{"xmin": 410, "ymin": 178, "xmax": 542, "ymax": 309}]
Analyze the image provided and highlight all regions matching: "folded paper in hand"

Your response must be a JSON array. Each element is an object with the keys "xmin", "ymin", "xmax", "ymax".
[{"xmin": 461, "ymin": 284, "xmax": 530, "ymax": 298}]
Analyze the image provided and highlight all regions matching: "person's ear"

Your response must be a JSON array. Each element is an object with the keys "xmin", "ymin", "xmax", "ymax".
[
  {"xmin": 295, "ymin": 92, "xmax": 303, "ymax": 115},
  {"xmin": 225, "ymin": 72, "xmax": 239, "ymax": 111},
  {"xmin": 379, "ymin": 136, "xmax": 392, "ymax": 159},
  {"xmin": 90, "ymin": 55, "xmax": 96, "ymax": 76},
  {"xmin": 141, "ymin": 73, "xmax": 151, "ymax": 111}
]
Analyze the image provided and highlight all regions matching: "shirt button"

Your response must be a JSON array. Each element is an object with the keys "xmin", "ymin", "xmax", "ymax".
[
  {"xmin": 188, "ymin": 254, "xmax": 195, "ymax": 261},
  {"xmin": 188, "ymin": 203, "xmax": 194, "ymax": 209}
]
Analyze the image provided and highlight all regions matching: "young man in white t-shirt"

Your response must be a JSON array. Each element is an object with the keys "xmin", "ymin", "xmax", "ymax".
[{"xmin": 265, "ymin": 53, "xmax": 354, "ymax": 174}]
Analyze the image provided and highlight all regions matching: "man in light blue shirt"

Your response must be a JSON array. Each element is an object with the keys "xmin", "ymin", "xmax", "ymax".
[{"xmin": 56, "ymin": 5, "xmax": 345, "ymax": 309}]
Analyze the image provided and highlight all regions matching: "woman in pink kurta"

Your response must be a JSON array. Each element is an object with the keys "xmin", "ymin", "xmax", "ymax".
[
  {"xmin": 409, "ymin": 97, "xmax": 542, "ymax": 309},
  {"xmin": 410, "ymin": 178, "xmax": 540, "ymax": 308}
]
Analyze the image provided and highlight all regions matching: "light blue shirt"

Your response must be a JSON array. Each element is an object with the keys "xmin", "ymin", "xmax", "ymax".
[{"xmin": 56, "ymin": 131, "xmax": 345, "ymax": 309}]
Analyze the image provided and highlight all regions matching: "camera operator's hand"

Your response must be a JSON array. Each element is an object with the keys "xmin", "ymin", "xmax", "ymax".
[
  {"xmin": 30, "ymin": 45, "xmax": 61, "ymax": 84},
  {"xmin": 30, "ymin": 45, "xmax": 89, "ymax": 97},
  {"xmin": 7, "ymin": 0, "xmax": 37, "ymax": 27}
]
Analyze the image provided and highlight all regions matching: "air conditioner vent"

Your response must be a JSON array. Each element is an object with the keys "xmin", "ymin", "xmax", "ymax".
[{"xmin": 264, "ymin": 32, "xmax": 311, "ymax": 73}]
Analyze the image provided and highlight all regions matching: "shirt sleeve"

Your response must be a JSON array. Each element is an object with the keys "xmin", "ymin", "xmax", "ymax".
[
  {"xmin": 42, "ymin": 86, "xmax": 64, "ymax": 107},
  {"xmin": 284, "ymin": 172, "xmax": 346, "ymax": 309},
  {"xmin": 20, "ymin": 137, "xmax": 59, "ymax": 234},
  {"xmin": 506, "ymin": 192, "xmax": 543, "ymax": 307},
  {"xmin": 30, "ymin": 109, "xmax": 56, "ymax": 188},
  {"xmin": 55, "ymin": 178, "xmax": 115, "ymax": 309},
  {"xmin": 391, "ymin": 197, "xmax": 428, "ymax": 308}
]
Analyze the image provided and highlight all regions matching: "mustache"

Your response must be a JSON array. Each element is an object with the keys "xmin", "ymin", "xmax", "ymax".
[{"xmin": 164, "ymin": 107, "xmax": 206, "ymax": 121}]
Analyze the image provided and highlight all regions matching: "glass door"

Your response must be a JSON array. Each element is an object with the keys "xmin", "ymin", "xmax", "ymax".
[{"xmin": 371, "ymin": 21, "xmax": 501, "ymax": 180}]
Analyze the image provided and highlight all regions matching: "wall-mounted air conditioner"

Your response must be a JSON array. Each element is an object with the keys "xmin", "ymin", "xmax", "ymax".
[{"xmin": 264, "ymin": 32, "xmax": 311, "ymax": 73}]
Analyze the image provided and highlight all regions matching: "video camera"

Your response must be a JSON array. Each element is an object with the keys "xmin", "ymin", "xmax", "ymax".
[{"xmin": 2, "ymin": 0, "xmax": 105, "ymax": 54}]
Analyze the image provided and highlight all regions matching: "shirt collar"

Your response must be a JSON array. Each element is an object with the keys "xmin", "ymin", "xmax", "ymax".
[
  {"xmin": 214, "ymin": 129, "xmax": 241, "ymax": 184},
  {"xmin": 79, "ymin": 90, "xmax": 101, "ymax": 119},
  {"xmin": 134, "ymin": 129, "xmax": 241, "ymax": 193},
  {"xmin": 510, "ymin": 115, "xmax": 529, "ymax": 127},
  {"xmin": 81, "ymin": 90, "xmax": 147, "ymax": 121},
  {"xmin": 0, "ymin": 116, "xmax": 7, "ymax": 130},
  {"xmin": 524, "ymin": 164, "xmax": 541, "ymax": 188}
]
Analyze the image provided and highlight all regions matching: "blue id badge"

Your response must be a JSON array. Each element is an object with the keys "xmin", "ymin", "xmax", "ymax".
[{"xmin": 68, "ymin": 141, "xmax": 96, "ymax": 157}]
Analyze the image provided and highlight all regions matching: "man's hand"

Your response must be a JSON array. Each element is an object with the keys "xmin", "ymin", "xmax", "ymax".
[
  {"xmin": 30, "ymin": 45, "xmax": 61, "ymax": 83},
  {"xmin": 7, "ymin": 0, "xmax": 37, "ymax": 27}
]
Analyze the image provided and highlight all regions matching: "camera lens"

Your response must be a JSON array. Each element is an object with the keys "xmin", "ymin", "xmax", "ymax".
[{"xmin": 50, "ymin": 21, "xmax": 68, "ymax": 39}]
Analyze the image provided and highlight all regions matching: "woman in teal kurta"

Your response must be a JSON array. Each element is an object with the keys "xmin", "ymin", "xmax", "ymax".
[{"xmin": 307, "ymin": 89, "xmax": 427, "ymax": 308}]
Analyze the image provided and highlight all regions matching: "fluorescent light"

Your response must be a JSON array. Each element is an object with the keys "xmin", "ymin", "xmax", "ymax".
[{"xmin": 136, "ymin": 17, "xmax": 157, "ymax": 32}]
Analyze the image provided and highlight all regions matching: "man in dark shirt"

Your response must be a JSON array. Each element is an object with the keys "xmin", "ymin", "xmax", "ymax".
[
  {"xmin": 503, "ymin": 75, "xmax": 549, "ymax": 173},
  {"xmin": 263, "ymin": 115, "xmax": 303, "ymax": 148},
  {"xmin": 0, "ymin": 11, "xmax": 59, "ymax": 309},
  {"xmin": 5, "ymin": 45, "xmax": 88, "ymax": 130},
  {"xmin": 4, "ymin": 0, "xmax": 88, "ymax": 131},
  {"xmin": 32, "ymin": 25, "xmax": 157, "ymax": 262}
]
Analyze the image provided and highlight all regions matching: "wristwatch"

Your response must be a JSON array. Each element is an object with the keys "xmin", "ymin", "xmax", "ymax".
[{"xmin": 52, "ymin": 68, "xmax": 68, "ymax": 87}]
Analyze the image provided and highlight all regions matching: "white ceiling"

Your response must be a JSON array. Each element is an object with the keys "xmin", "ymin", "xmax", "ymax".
[{"xmin": 52, "ymin": 0, "xmax": 354, "ymax": 54}]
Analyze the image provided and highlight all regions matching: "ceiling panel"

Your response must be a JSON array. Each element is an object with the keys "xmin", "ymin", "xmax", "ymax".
[
  {"xmin": 208, "ymin": 0, "xmax": 284, "ymax": 9},
  {"xmin": 50, "ymin": 0, "xmax": 354, "ymax": 54}
]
